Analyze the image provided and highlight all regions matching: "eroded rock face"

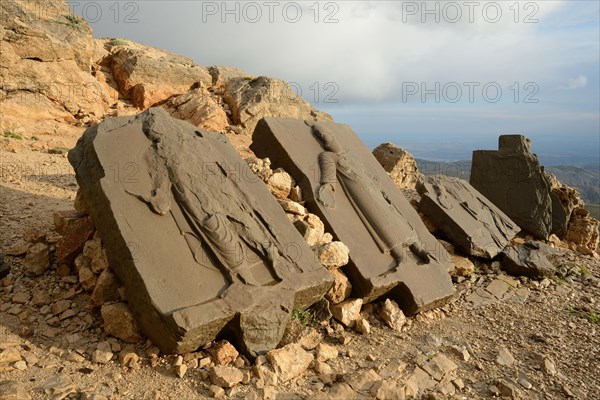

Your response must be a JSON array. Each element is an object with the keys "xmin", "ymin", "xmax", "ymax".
[
  {"xmin": 417, "ymin": 176, "xmax": 520, "ymax": 259},
  {"xmin": 251, "ymin": 118, "xmax": 455, "ymax": 313},
  {"xmin": 373, "ymin": 143, "xmax": 421, "ymax": 190},
  {"xmin": 470, "ymin": 135, "xmax": 564, "ymax": 240},
  {"xmin": 106, "ymin": 44, "xmax": 212, "ymax": 109},
  {"xmin": 0, "ymin": 0, "xmax": 113, "ymax": 137},
  {"xmin": 223, "ymin": 76, "xmax": 332, "ymax": 135},
  {"xmin": 566, "ymin": 208, "xmax": 599, "ymax": 253},
  {"xmin": 68, "ymin": 108, "xmax": 332, "ymax": 355},
  {"xmin": 161, "ymin": 87, "xmax": 229, "ymax": 132}
]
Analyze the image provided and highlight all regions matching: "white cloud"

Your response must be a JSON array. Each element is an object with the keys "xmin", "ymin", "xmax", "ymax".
[{"xmin": 568, "ymin": 74, "xmax": 588, "ymax": 89}]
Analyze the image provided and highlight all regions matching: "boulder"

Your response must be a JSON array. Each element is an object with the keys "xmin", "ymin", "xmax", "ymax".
[
  {"xmin": 161, "ymin": 87, "xmax": 229, "ymax": 132},
  {"xmin": 372, "ymin": 143, "xmax": 421, "ymax": 189},
  {"xmin": 223, "ymin": 76, "xmax": 332, "ymax": 135},
  {"xmin": 470, "ymin": 135, "xmax": 565, "ymax": 240},
  {"xmin": 417, "ymin": 175, "xmax": 520, "ymax": 259},
  {"xmin": 317, "ymin": 241, "xmax": 350, "ymax": 269},
  {"xmin": 23, "ymin": 243, "xmax": 50, "ymax": 276},
  {"xmin": 101, "ymin": 303, "xmax": 143, "ymax": 343},
  {"xmin": 266, "ymin": 343, "xmax": 313, "ymax": 383},
  {"xmin": 209, "ymin": 366, "xmax": 243, "ymax": 388},
  {"xmin": 379, "ymin": 299, "xmax": 407, "ymax": 332},
  {"xmin": 325, "ymin": 268, "xmax": 352, "ymax": 304},
  {"xmin": 68, "ymin": 108, "xmax": 332, "ymax": 354},
  {"xmin": 502, "ymin": 241, "xmax": 556, "ymax": 279},
  {"xmin": 251, "ymin": 118, "xmax": 454, "ymax": 313},
  {"xmin": 330, "ymin": 298, "xmax": 363, "ymax": 328},
  {"xmin": 56, "ymin": 216, "xmax": 95, "ymax": 265}
]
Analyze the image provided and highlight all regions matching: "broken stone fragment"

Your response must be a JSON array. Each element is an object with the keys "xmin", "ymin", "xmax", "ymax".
[
  {"xmin": 317, "ymin": 241, "xmax": 350, "ymax": 270},
  {"xmin": 267, "ymin": 168, "xmax": 294, "ymax": 199},
  {"xmin": 266, "ymin": 343, "xmax": 313, "ymax": 383},
  {"xmin": 23, "ymin": 243, "xmax": 50, "ymax": 276},
  {"xmin": 330, "ymin": 298, "xmax": 363, "ymax": 328},
  {"xmin": 101, "ymin": 302, "xmax": 143, "ymax": 343},
  {"xmin": 56, "ymin": 216, "xmax": 95, "ymax": 265},
  {"xmin": 378, "ymin": 299, "xmax": 407, "ymax": 332},
  {"xmin": 417, "ymin": 175, "xmax": 520, "ymax": 259},
  {"xmin": 209, "ymin": 366, "xmax": 243, "ymax": 388},
  {"xmin": 372, "ymin": 142, "xmax": 422, "ymax": 190},
  {"xmin": 209, "ymin": 340, "xmax": 239, "ymax": 366},
  {"xmin": 325, "ymin": 269, "xmax": 352, "ymax": 304},
  {"xmin": 502, "ymin": 241, "xmax": 556, "ymax": 279}
]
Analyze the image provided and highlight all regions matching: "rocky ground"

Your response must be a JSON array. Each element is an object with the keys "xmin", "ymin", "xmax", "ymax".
[{"xmin": 1, "ymin": 142, "xmax": 599, "ymax": 400}]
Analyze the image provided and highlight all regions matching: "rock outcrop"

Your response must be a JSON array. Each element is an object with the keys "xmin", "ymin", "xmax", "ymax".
[
  {"xmin": 417, "ymin": 176, "xmax": 520, "ymax": 259},
  {"xmin": 470, "ymin": 135, "xmax": 564, "ymax": 240},
  {"xmin": 373, "ymin": 143, "xmax": 422, "ymax": 190}
]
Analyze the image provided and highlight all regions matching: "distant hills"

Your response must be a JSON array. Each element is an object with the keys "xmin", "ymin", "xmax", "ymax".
[{"xmin": 416, "ymin": 159, "xmax": 600, "ymax": 205}]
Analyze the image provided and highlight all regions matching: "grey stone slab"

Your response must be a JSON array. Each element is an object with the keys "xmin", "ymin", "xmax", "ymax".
[
  {"xmin": 251, "ymin": 118, "xmax": 455, "ymax": 314},
  {"xmin": 501, "ymin": 241, "xmax": 556, "ymax": 279},
  {"xmin": 417, "ymin": 175, "xmax": 520, "ymax": 259},
  {"xmin": 68, "ymin": 108, "xmax": 332, "ymax": 355},
  {"xmin": 470, "ymin": 135, "xmax": 564, "ymax": 240}
]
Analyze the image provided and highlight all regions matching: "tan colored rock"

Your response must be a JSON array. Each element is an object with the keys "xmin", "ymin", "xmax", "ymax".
[
  {"xmin": 0, "ymin": 380, "xmax": 31, "ymax": 400},
  {"xmin": 53, "ymin": 210, "xmax": 88, "ymax": 236},
  {"xmin": 92, "ymin": 342, "xmax": 113, "ymax": 364},
  {"xmin": 162, "ymin": 87, "xmax": 228, "ymax": 132},
  {"xmin": 316, "ymin": 343, "xmax": 338, "ymax": 362},
  {"xmin": 91, "ymin": 269, "xmax": 121, "ymax": 307},
  {"xmin": 330, "ymin": 298, "xmax": 363, "ymax": 328},
  {"xmin": 293, "ymin": 221, "xmax": 323, "ymax": 247},
  {"xmin": 6, "ymin": 241, "xmax": 30, "ymax": 256},
  {"xmin": 449, "ymin": 254, "xmax": 475, "ymax": 277},
  {"xmin": 209, "ymin": 340, "xmax": 239, "ymax": 366},
  {"xmin": 222, "ymin": 76, "xmax": 332, "ymax": 135},
  {"xmin": 78, "ymin": 266, "xmax": 97, "ymax": 290},
  {"xmin": 278, "ymin": 200, "xmax": 306, "ymax": 216},
  {"xmin": 101, "ymin": 303, "xmax": 143, "ymax": 343},
  {"xmin": 253, "ymin": 364, "xmax": 278, "ymax": 387},
  {"xmin": 83, "ymin": 237, "xmax": 109, "ymax": 274},
  {"xmin": 118, "ymin": 349, "xmax": 139, "ymax": 368},
  {"xmin": 355, "ymin": 317, "xmax": 371, "ymax": 334},
  {"xmin": 245, "ymin": 157, "xmax": 273, "ymax": 182},
  {"xmin": 106, "ymin": 44, "xmax": 212, "ymax": 109},
  {"xmin": 23, "ymin": 243, "xmax": 50, "ymax": 276},
  {"xmin": 317, "ymin": 242, "xmax": 350, "ymax": 270},
  {"xmin": 325, "ymin": 269, "xmax": 352, "ymax": 304},
  {"xmin": 372, "ymin": 143, "xmax": 421, "ymax": 190},
  {"xmin": 379, "ymin": 299, "xmax": 406, "ymax": 332},
  {"xmin": 209, "ymin": 366, "xmax": 243, "ymax": 388},
  {"xmin": 0, "ymin": 347, "xmax": 22, "ymax": 364},
  {"xmin": 266, "ymin": 169, "xmax": 294, "ymax": 199},
  {"xmin": 566, "ymin": 207, "xmax": 599, "ymax": 253},
  {"xmin": 266, "ymin": 343, "xmax": 313, "ymax": 383}
]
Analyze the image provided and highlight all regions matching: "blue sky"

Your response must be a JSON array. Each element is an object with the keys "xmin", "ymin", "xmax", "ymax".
[{"xmin": 70, "ymin": 1, "xmax": 599, "ymax": 165}]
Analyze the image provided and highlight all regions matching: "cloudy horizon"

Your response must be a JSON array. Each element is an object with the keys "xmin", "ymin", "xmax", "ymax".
[{"xmin": 69, "ymin": 0, "xmax": 599, "ymax": 166}]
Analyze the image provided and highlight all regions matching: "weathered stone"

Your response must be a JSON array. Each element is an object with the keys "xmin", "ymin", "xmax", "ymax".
[
  {"xmin": 79, "ymin": 266, "xmax": 97, "ymax": 290},
  {"xmin": 69, "ymin": 108, "xmax": 332, "ymax": 355},
  {"xmin": 6, "ymin": 241, "xmax": 30, "ymax": 256},
  {"xmin": 317, "ymin": 242, "xmax": 350, "ymax": 270},
  {"xmin": 161, "ymin": 87, "xmax": 228, "ymax": 132},
  {"xmin": 209, "ymin": 341, "xmax": 239, "ymax": 366},
  {"xmin": 423, "ymin": 354, "xmax": 457, "ymax": 381},
  {"xmin": 56, "ymin": 216, "xmax": 95, "ymax": 265},
  {"xmin": 547, "ymin": 175, "xmax": 583, "ymax": 238},
  {"xmin": 92, "ymin": 342, "xmax": 113, "ymax": 364},
  {"xmin": 252, "ymin": 118, "xmax": 454, "ymax": 312},
  {"xmin": 266, "ymin": 343, "xmax": 313, "ymax": 383},
  {"xmin": 293, "ymin": 220, "xmax": 323, "ymax": 247},
  {"xmin": 373, "ymin": 143, "xmax": 421, "ymax": 189},
  {"xmin": 417, "ymin": 176, "xmax": 520, "ymax": 259},
  {"xmin": 325, "ymin": 269, "xmax": 352, "ymax": 304},
  {"xmin": 23, "ymin": 243, "xmax": 50, "ymax": 276},
  {"xmin": 379, "ymin": 299, "xmax": 406, "ymax": 332},
  {"xmin": 470, "ymin": 135, "xmax": 563, "ymax": 240},
  {"xmin": 266, "ymin": 169, "xmax": 294, "ymax": 200},
  {"xmin": 107, "ymin": 44, "xmax": 212, "ymax": 109},
  {"xmin": 316, "ymin": 343, "xmax": 338, "ymax": 361},
  {"xmin": 354, "ymin": 317, "xmax": 371, "ymax": 334},
  {"xmin": 496, "ymin": 346, "xmax": 515, "ymax": 366},
  {"xmin": 53, "ymin": 210, "xmax": 88, "ymax": 236},
  {"xmin": 0, "ymin": 380, "xmax": 31, "ymax": 400},
  {"xmin": 330, "ymin": 298, "xmax": 363, "ymax": 328},
  {"xmin": 502, "ymin": 241, "xmax": 556, "ymax": 279},
  {"xmin": 566, "ymin": 207, "xmax": 599, "ymax": 253},
  {"xmin": 101, "ymin": 303, "xmax": 143, "ymax": 343},
  {"xmin": 0, "ymin": 347, "xmax": 21, "ymax": 364},
  {"xmin": 210, "ymin": 366, "xmax": 243, "ymax": 388},
  {"xmin": 278, "ymin": 200, "xmax": 306, "ymax": 216},
  {"xmin": 91, "ymin": 269, "xmax": 121, "ymax": 307},
  {"xmin": 245, "ymin": 157, "xmax": 272, "ymax": 182},
  {"xmin": 223, "ymin": 76, "xmax": 332, "ymax": 136}
]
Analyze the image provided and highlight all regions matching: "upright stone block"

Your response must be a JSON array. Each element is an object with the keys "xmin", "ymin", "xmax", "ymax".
[
  {"xmin": 470, "ymin": 135, "xmax": 565, "ymax": 240},
  {"xmin": 251, "ymin": 118, "xmax": 455, "ymax": 313},
  {"xmin": 68, "ymin": 108, "xmax": 332, "ymax": 355},
  {"xmin": 417, "ymin": 175, "xmax": 520, "ymax": 259}
]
